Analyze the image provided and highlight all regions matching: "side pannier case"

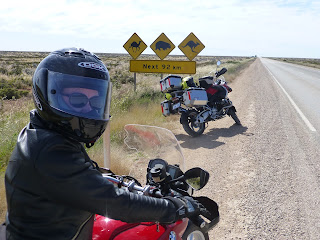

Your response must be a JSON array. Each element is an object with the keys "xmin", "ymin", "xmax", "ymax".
[
  {"xmin": 183, "ymin": 88, "xmax": 208, "ymax": 107},
  {"xmin": 160, "ymin": 75, "xmax": 182, "ymax": 93},
  {"xmin": 161, "ymin": 100, "xmax": 171, "ymax": 117}
]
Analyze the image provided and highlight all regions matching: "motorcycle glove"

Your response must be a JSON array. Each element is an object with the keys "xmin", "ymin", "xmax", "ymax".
[{"xmin": 165, "ymin": 196, "xmax": 208, "ymax": 221}]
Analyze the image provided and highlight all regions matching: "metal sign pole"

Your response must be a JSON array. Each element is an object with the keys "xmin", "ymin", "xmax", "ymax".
[
  {"xmin": 103, "ymin": 122, "xmax": 111, "ymax": 168},
  {"xmin": 134, "ymin": 72, "xmax": 136, "ymax": 92}
]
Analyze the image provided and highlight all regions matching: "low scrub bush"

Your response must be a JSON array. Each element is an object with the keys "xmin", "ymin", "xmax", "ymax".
[
  {"xmin": 111, "ymin": 70, "xmax": 134, "ymax": 89},
  {"xmin": 10, "ymin": 65, "xmax": 23, "ymax": 75},
  {"xmin": 0, "ymin": 87, "xmax": 29, "ymax": 99},
  {"xmin": 0, "ymin": 68, "xmax": 8, "ymax": 75},
  {"xmin": 271, "ymin": 57, "xmax": 320, "ymax": 69}
]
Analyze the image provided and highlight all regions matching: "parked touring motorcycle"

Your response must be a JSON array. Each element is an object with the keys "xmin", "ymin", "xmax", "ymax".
[
  {"xmin": 92, "ymin": 124, "xmax": 219, "ymax": 240},
  {"xmin": 160, "ymin": 61, "xmax": 241, "ymax": 137}
]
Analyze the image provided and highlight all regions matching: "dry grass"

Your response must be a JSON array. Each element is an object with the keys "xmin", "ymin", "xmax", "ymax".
[
  {"xmin": 0, "ymin": 97, "xmax": 34, "ymax": 221},
  {"xmin": 0, "ymin": 173, "xmax": 5, "ymax": 221},
  {"xmin": 0, "ymin": 98, "xmax": 34, "ymax": 170}
]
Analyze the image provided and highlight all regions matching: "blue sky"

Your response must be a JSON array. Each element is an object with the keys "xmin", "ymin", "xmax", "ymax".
[{"xmin": 0, "ymin": 0, "xmax": 319, "ymax": 58}]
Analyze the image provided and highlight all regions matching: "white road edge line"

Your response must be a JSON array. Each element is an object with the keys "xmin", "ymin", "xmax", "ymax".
[{"xmin": 264, "ymin": 65, "xmax": 317, "ymax": 132}]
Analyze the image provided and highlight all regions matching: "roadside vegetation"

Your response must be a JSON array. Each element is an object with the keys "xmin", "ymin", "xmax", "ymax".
[
  {"xmin": 0, "ymin": 51, "xmax": 255, "ymax": 220},
  {"xmin": 270, "ymin": 57, "xmax": 320, "ymax": 69}
]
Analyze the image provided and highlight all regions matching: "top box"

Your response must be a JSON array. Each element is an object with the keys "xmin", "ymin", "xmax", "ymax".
[{"xmin": 160, "ymin": 75, "xmax": 182, "ymax": 93}]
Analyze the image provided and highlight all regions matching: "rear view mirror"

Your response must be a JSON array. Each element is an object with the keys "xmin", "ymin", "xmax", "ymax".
[
  {"xmin": 184, "ymin": 167, "xmax": 209, "ymax": 190},
  {"xmin": 217, "ymin": 60, "xmax": 221, "ymax": 66}
]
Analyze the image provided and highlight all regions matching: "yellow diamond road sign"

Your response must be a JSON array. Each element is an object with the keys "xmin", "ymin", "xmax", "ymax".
[
  {"xmin": 123, "ymin": 33, "xmax": 147, "ymax": 59},
  {"xmin": 150, "ymin": 33, "xmax": 175, "ymax": 60},
  {"xmin": 178, "ymin": 32, "xmax": 205, "ymax": 61}
]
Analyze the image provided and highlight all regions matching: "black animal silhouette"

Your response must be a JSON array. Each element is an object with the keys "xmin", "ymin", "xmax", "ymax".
[
  {"xmin": 129, "ymin": 41, "xmax": 142, "ymax": 52},
  {"xmin": 155, "ymin": 41, "xmax": 171, "ymax": 51},
  {"xmin": 182, "ymin": 41, "xmax": 200, "ymax": 52}
]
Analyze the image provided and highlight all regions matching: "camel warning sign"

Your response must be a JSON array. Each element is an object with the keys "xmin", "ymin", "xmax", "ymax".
[
  {"xmin": 150, "ymin": 33, "xmax": 175, "ymax": 60},
  {"xmin": 178, "ymin": 32, "xmax": 205, "ymax": 61},
  {"xmin": 123, "ymin": 33, "xmax": 147, "ymax": 59}
]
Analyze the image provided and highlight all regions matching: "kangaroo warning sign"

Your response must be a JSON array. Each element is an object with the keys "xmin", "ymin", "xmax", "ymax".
[
  {"xmin": 150, "ymin": 33, "xmax": 175, "ymax": 60},
  {"xmin": 178, "ymin": 32, "xmax": 205, "ymax": 61},
  {"xmin": 123, "ymin": 33, "xmax": 147, "ymax": 59}
]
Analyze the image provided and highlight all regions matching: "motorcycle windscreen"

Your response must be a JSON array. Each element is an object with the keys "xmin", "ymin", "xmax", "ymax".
[{"xmin": 123, "ymin": 124, "xmax": 185, "ymax": 185}]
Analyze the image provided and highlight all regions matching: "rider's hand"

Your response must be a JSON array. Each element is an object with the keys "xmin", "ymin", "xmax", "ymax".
[{"xmin": 165, "ymin": 196, "xmax": 207, "ymax": 220}]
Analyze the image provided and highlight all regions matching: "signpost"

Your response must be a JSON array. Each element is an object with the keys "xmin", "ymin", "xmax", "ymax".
[
  {"xmin": 123, "ymin": 32, "xmax": 205, "ymax": 75},
  {"xmin": 123, "ymin": 33, "xmax": 148, "ymax": 91}
]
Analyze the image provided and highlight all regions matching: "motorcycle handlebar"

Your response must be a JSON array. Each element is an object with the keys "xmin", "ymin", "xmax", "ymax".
[
  {"xmin": 103, "ymin": 175, "xmax": 220, "ymax": 231},
  {"xmin": 103, "ymin": 174, "xmax": 163, "ymax": 198},
  {"xmin": 215, "ymin": 67, "xmax": 227, "ymax": 77}
]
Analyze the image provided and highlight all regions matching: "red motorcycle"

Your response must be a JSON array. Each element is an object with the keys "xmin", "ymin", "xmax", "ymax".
[{"xmin": 92, "ymin": 124, "xmax": 219, "ymax": 240}]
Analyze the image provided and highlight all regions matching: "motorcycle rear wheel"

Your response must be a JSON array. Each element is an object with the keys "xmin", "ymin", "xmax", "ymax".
[
  {"xmin": 181, "ymin": 111, "xmax": 205, "ymax": 137},
  {"xmin": 182, "ymin": 223, "xmax": 209, "ymax": 240},
  {"xmin": 228, "ymin": 108, "xmax": 241, "ymax": 125}
]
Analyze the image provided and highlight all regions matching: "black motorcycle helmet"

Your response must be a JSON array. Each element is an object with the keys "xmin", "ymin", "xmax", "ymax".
[{"xmin": 32, "ymin": 47, "xmax": 112, "ymax": 147}]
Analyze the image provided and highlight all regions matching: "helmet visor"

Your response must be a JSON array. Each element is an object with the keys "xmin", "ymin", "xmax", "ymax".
[{"xmin": 47, "ymin": 71, "xmax": 111, "ymax": 120}]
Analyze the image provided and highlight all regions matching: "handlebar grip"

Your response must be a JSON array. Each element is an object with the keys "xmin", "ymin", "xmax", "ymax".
[
  {"xmin": 216, "ymin": 68, "xmax": 227, "ymax": 77},
  {"xmin": 103, "ymin": 175, "xmax": 162, "ymax": 197},
  {"xmin": 200, "ymin": 208, "xmax": 213, "ymax": 220},
  {"xmin": 186, "ymin": 204, "xmax": 220, "ymax": 233},
  {"xmin": 151, "ymin": 190, "xmax": 163, "ymax": 198}
]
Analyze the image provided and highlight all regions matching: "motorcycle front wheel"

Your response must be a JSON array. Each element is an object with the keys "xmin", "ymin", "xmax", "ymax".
[
  {"xmin": 181, "ymin": 111, "xmax": 205, "ymax": 137},
  {"xmin": 182, "ymin": 223, "xmax": 209, "ymax": 240},
  {"xmin": 227, "ymin": 107, "xmax": 241, "ymax": 125}
]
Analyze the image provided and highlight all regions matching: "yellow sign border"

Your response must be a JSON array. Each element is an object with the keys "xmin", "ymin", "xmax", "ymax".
[{"xmin": 130, "ymin": 60, "xmax": 196, "ymax": 74}]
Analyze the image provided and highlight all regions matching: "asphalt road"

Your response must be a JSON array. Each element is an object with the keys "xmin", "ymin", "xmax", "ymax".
[
  {"xmin": 261, "ymin": 58, "xmax": 320, "ymax": 132},
  {"xmin": 174, "ymin": 58, "xmax": 320, "ymax": 239}
]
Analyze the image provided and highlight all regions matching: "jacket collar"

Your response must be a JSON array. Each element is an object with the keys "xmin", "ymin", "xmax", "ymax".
[{"xmin": 29, "ymin": 109, "xmax": 48, "ymax": 129}]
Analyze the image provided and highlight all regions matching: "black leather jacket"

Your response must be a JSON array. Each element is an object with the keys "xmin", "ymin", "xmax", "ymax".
[{"xmin": 5, "ymin": 110, "xmax": 176, "ymax": 240}]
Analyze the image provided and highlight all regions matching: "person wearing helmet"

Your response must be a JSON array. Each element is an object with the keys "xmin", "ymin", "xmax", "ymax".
[{"xmin": 4, "ymin": 48, "xmax": 204, "ymax": 239}]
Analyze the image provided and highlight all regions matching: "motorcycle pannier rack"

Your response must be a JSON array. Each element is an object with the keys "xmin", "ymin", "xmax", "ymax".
[
  {"xmin": 161, "ymin": 100, "xmax": 171, "ymax": 116},
  {"xmin": 160, "ymin": 75, "xmax": 182, "ymax": 93},
  {"xmin": 183, "ymin": 88, "xmax": 208, "ymax": 107}
]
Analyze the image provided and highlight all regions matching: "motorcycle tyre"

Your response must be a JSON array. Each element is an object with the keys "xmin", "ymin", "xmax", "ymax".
[
  {"xmin": 182, "ymin": 223, "xmax": 209, "ymax": 240},
  {"xmin": 181, "ymin": 111, "xmax": 205, "ymax": 137},
  {"xmin": 228, "ymin": 108, "xmax": 241, "ymax": 125}
]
